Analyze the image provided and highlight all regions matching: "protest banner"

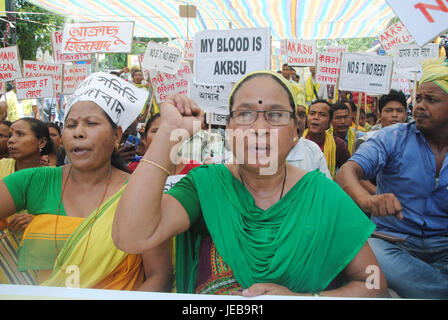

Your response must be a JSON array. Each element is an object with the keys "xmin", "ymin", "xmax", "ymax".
[
  {"xmin": 378, "ymin": 20, "xmax": 414, "ymax": 55},
  {"xmin": 15, "ymin": 76, "xmax": 54, "ymax": 100},
  {"xmin": 184, "ymin": 40, "xmax": 194, "ymax": 60},
  {"xmin": 66, "ymin": 72, "xmax": 149, "ymax": 130},
  {"xmin": 280, "ymin": 39, "xmax": 287, "ymax": 56},
  {"xmin": 386, "ymin": 0, "xmax": 448, "ymax": 46},
  {"xmin": 194, "ymin": 27, "xmax": 271, "ymax": 83},
  {"xmin": 61, "ymin": 21, "xmax": 134, "ymax": 54},
  {"xmin": 51, "ymin": 30, "xmax": 91, "ymax": 63},
  {"xmin": 393, "ymin": 43, "xmax": 439, "ymax": 71},
  {"xmin": 149, "ymin": 62, "xmax": 192, "ymax": 103},
  {"xmin": 391, "ymin": 71, "xmax": 411, "ymax": 95},
  {"xmin": 206, "ymin": 112, "xmax": 228, "ymax": 126},
  {"xmin": 0, "ymin": 46, "xmax": 22, "ymax": 82},
  {"xmin": 23, "ymin": 60, "xmax": 63, "ymax": 93},
  {"xmin": 339, "ymin": 53, "xmax": 394, "ymax": 95},
  {"xmin": 189, "ymin": 83, "xmax": 232, "ymax": 114},
  {"xmin": 315, "ymin": 52, "xmax": 341, "ymax": 85},
  {"xmin": 286, "ymin": 39, "xmax": 317, "ymax": 67},
  {"xmin": 62, "ymin": 64, "xmax": 76, "ymax": 94},
  {"xmin": 73, "ymin": 64, "xmax": 90, "ymax": 87},
  {"xmin": 141, "ymin": 42, "xmax": 183, "ymax": 75}
]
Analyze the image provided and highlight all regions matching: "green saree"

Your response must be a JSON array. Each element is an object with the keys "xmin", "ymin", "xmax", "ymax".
[{"xmin": 171, "ymin": 164, "xmax": 375, "ymax": 294}]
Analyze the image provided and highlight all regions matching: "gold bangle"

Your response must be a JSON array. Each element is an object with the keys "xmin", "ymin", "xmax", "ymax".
[{"xmin": 140, "ymin": 159, "xmax": 171, "ymax": 175}]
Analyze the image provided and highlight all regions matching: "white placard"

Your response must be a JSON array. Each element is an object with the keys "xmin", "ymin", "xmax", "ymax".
[
  {"xmin": 391, "ymin": 71, "xmax": 411, "ymax": 95},
  {"xmin": 386, "ymin": 0, "xmax": 448, "ymax": 46},
  {"xmin": 286, "ymin": 39, "xmax": 317, "ymax": 67},
  {"xmin": 0, "ymin": 46, "xmax": 22, "ymax": 82},
  {"xmin": 51, "ymin": 30, "xmax": 91, "ymax": 63},
  {"xmin": 16, "ymin": 76, "xmax": 54, "ymax": 100},
  {"xmin": 23, "ymin": 60, "xmax": 63, "ymax": 93},
  {"xmin": 189, "ymin": 83, "xmax": 232, "ymax": 114},
  {"xmin": 63, "ymin": 64, "xmax": 76, "ymax": 94},
  {"xmin": 73, "ymin": 65, "xmax": 90, "ymax": 86},
  {"xmin": 141, "ymin": 42, "xmax": 183, "ymax": 74},
  {"xmin": 315, "ymin": 53, "xmax": 341, "ymax": 85},
  {"xmin": 184, "ymin": 40, "xmax": 194, "ymax": 60},
  {"xmin": 61, "ymin": 21, "xmax": 134, "ymax": 54},
  {"xmin": 194, "ymin": 27, "xmax": 271, "ymax": 84},
  {"xmin": 378, "ymin": 21, "xmax": 414, "ymax": 55},
  {"xmin": 150, "ymin": 62, "xmax": 192, "ymax": 103},
  {"xmin": 393, "ymin": 43, "xmax": 439, "ymax": 70},
  {"xmin": 339, "ymin": 53, "xmax": 394, "ymax": 95},
  {"xmin": 206, "ymin": 112, "xmax": 228, "ymax": 126},
  {"xmin": 280, "ymin": 39, "xmax": 287, "ymax": 56}
]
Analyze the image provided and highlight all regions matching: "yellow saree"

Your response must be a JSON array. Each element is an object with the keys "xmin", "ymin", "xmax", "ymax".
[{"xmin": 18, "ymin": 186, "xmax": 144, "ymax": 290}]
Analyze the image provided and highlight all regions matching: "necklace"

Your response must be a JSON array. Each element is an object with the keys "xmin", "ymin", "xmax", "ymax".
[
  {"xmin": 239, "ymin": 165, "xmax": 287, "ymax": 201},
  {"xmin": 54, "ymin": 165, "xmax": 112, "ymax": 271}
]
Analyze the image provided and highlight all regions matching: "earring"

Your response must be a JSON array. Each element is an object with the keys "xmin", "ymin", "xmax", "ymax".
[{"xmin": 293, "ymin": 137, "xmax": 298, "ymax": 143}]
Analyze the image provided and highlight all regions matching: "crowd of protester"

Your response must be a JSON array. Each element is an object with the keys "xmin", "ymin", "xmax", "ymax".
[{"xmin": 0, "ymin": 55, "xmax": 447, "ymax": 299}]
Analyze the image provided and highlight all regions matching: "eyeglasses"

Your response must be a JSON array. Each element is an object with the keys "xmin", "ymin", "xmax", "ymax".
[{"xmin": 229, "ymin": 110, "xmax": 294, "ymax": 126}]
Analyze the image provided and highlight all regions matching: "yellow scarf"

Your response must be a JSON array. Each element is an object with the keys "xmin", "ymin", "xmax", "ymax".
[
  {"xmin": 329, "ymin": 126, "xmax": 355, "ymax": 155},
  {"xmin": 303, "ymin": 129, "xmax": 336, "ymax": 179},
  {"xmin": 19, "ymin": 186, "xmax": 143, "ymax": 289}
]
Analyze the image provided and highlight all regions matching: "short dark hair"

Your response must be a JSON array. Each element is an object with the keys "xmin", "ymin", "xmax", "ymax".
[
  {"xmin": 341, "ymin": 99, "xmax": 357, "ymax": 113},
  {"xmin": 46, "ymin": 122, "xmax": 61, "ymax": 136},
  {"xmin": 0, "ymin": 120, "xmax": 12, "ymax": 127},
  {"xmin": 310, "ymin": 99, "xmax": 334, "ymax": 121},
  {"xmin": 366, "ymin": 113, "xmax": 377, "ymax": 123},
  {"xmin": 378, "ymin": 90, "xmax": 407, "ymax": 113},
  {"xmin": 15, "ymin": 118, "xmax": 54, "ymax": 155},
  {"xmin": 332, "ymin": 102, "xmax": 350, "ymax": 114}
]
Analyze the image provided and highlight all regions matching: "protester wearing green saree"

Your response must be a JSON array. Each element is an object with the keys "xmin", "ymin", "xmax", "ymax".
[{"xmin": 113, "ymin": 70, "xmax": 387, "ymax": 297}]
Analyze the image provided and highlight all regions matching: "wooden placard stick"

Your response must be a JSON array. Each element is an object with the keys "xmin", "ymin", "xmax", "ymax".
[{"xmin": 354, "ymin": 92, "xmax": 362, "ymax": 138}]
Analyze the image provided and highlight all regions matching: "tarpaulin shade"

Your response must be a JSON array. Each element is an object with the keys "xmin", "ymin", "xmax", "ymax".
[{"xmin": 28, "ymin": 0, "xmax": 395, "ymax": 42}]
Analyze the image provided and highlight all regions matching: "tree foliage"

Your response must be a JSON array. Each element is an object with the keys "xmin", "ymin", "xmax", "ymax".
[{"xmin": 0, "ymin": 0, "xmax": 64, "ymax": 61}]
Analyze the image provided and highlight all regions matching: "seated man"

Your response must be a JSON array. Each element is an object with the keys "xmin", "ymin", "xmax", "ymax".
[
  {"xmin": 303, "ymin": 99, "xmax": 350, "ymax": 179},
  {"xmin": 331, "ymin": 102, "xmax": 365, "ymax": 155},
  {"xmin": 287, "ymin": 104, "xmax": 331, "ymax": 179},
  {"xmin": 335, "ymin": 58, "xmax": 448, "ymax": 299},
  {"xmin": 353, "ymin": 89, "xmax": 408, "ymax": 153}
]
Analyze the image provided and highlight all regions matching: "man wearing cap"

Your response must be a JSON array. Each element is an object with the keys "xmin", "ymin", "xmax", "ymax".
[{"xmin": 335, "ymin": 58, "xmax": 448, "ymax": 299}]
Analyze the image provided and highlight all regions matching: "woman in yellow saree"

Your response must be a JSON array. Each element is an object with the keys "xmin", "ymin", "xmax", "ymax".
[{"xmin": 0, "ymin": 73, "xmax": 172, "ymax": 291}]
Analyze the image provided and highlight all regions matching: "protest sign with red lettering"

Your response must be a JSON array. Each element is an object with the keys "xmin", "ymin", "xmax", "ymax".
[
  {"xmin": 184, "ymin": 40, "xmax": 194, "ymax": 60},
  {"xmin": 339, "ymin": 53, "xmax": 394, "ymax": 95},
  {"xmin": 286, "ymin": 39, "xmax": 317, "ymax": 67},
  {"xmin": 0, "ymin": 46, "xmax": 22, "ymax": 82},
  {"xmin": 16, "ymin": 76, "xmax": 54, "ymax": 100},
  {"xmin": 62, "ymin": 64, "xmax": 76, "ymax": 94},
  {"xmin": 73, "ymin": 65, "xmax": 90, "ymax": 87},
  {"xmin": 378, "ymin": 21, "xmax": 414, "ymax": 55},
  {"xmin": 315, "ymin": 53, "xmax": 341, "ymax": 85},
  {"xmin": 194, "ymin": 27, "xmax": 271, "ymax": 84},
  {"xmin": 23, "ymin": 60, "xmax": 63, "ymax": 93},
  {"xmin": 386, "ymin": 0, "xmax": 448, "ymax": 46},
  {"xmin": 391, "ymin": 71, "xmax": 411, "ymax": 95},
  {"xmin": 61, "ymin": 21, "xmax": 134, "ymax": 54},
  {"xmin": 142, "ymin": 42, "xmax": 183, "ymax": 75},
  {"xmin": 150, "ymin": 62, "xmax": 192, "ymax": 103},
  {"xmin": 52, "ymin": 31, "xmax": 91, "ymax": 63}
]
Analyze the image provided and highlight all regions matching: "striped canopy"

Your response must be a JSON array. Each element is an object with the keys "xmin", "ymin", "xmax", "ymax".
[
  {"xmin": 28, "ymin": 0, "xmax": 396, "ymax": 70},
  {"xmin": 30, "ymin": 0, "xmax": 395, "ymax": 41}
]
